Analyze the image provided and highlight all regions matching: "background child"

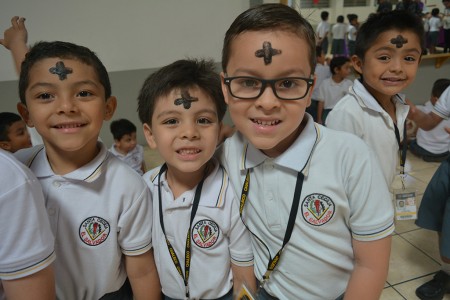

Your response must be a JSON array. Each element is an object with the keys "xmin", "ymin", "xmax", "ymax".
[
  {"xmin": 409, "ymin": 78, "xmax": 450, "ymax": 162},
  {"xmin": 347, "ymin": 14, "xmax": 359, "ymax": 56},
  {"xmin": 326, "ymin": 10, "xmax": 425, "ymax": 186},
  {"xmin": 331, "ymin": 15, "xmax": 347, "ymax": 57},
  {"xmin": 444, "ymin": 0, "xmax": 450, "ymax": 53},
  {"xmin": 137, "ymin": 58, "xmax": 255, "ymax": 299},
  {"xmin": 306, "ymin": 45, "xmax": 331, "ymax": 122},
  {"xmin": 414, "ymin": 156, "xmax": 450, "ymax": 300},
  {"xmin": 0, "ymin": 111, "xmax": 31, "ymax": 152},
  {"xmin": 316, "ymin": 56, "xmax": 353, "ymax": 125},
  {"xmin": 14, "ymin": 41, "xmax": 160, "ymax": 300},
  {"xmin": 428, "ymin": 8, "xmax": 442, "ymax": 54},
  {"xmin": 0, "ymin": 149, "xmax": 55, "ymax": 299},
  {"xmin": 316, "ymin": 11, "xmax": 330, "ymax": 55},
  {"xmin": 219, "ymin": 4, "xmax": 394, "ymax": 299},
  {"xmin": 109, "ymin": 118, "xmax": 146, "ymax": 175}
]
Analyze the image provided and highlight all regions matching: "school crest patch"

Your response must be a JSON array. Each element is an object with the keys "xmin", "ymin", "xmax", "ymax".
[
  {"xmin": 301, "ymin": 193, "xmax": 335, "ymax": 226},
  {"xmin": 79, "ymin": 216, "xmax": 110, "ymax": 246},
  {"xmin": 192, "ymin": 219, "xmax": 219, "ymax": 248}
]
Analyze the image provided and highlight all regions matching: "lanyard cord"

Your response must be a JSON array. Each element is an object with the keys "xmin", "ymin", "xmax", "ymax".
[
  {"xmin": 157, "ymin": 164, "xmax": 205, "ymax": 299},
  {"xmin": 239, "ymin": 168, "xmax": 304, "ymax": 287},
  {"xmin": 393, "ymin": 120, "xmax": 407, "ymax": 175}
]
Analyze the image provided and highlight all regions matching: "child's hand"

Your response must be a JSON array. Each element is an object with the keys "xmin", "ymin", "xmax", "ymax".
[
  {"xmin": 445, "ymin": 127, "xmax": 450, "ymax": 135},
  {"xmin": 405, "ymin": 98, "xmax": 418, "ymax": 119},
  {"xmin": 0, "ymin": 16, "xmax": 28, "ymax": 50}
]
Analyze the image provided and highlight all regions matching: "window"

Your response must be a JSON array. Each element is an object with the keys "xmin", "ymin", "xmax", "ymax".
[
  {"xmin": 343, "ymin": 0, "xmax": 369, "ymax": 7},
  {"xmin": 299, "ymin": 0, "xmax": 330, "ymax": 9}
]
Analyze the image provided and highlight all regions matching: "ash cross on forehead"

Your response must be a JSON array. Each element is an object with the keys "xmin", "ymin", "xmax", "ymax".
[
  {"xmin": 390, "ymin": 35, "xmax": 408, "ymax": 48},
  {"xmin": 174, "ymin": 90, "xmax": 198, "ymax": 109},
  {"xmin": 255, "ymin": 41, "xmax": 282, "ymax": 65},
  {"xmin": 49, "ymin": 61, "xmax": 73, "ymax": 80}
]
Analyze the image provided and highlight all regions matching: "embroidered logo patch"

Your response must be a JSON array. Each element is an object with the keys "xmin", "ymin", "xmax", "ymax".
[
  {"xmin": 192, "ymin": 219, "xmax": 219, "ymax": 248},
  {"xmin": 301, "ymin": 193, "xmax": 335, "ymax": 226},
  {"xmin": 79, "ymin": 216, "xmax": 110, "ymax": 246}
]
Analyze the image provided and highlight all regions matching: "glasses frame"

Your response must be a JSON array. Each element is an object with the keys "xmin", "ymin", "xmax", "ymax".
[{"xmin": 223, "ymin": 75, "xmax": 315, "ymax": 100}]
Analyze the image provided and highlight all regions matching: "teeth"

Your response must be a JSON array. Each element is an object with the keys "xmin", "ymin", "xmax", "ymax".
[
  {"xmin": 253, "ymin": 119, "xmax": 279, "ymax": 126},
  {"xmin": 55, "ymin": 123, "xmax": 83, "ymax": 129},
  {"xmin": 178, "ymin": 149, "xmax": 200, "ymax": 155}
]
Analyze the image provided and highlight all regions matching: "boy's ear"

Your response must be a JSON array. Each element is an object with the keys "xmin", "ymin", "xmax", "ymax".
[
  {"xmin": 17, "ymin": 102, "xmax": 34, "ymax": 127},
  {"xmin": 351, "ymin": 55, "xmax": 363, "ymax": 74},
  {"xmin": 0, "ymin": 141, "xmax": 11, "ymax": 151},
  {"xmin": 220, "ymin": 72, "xmax": 230, "ymax": 105},
  {"xmin": 104, "ymin": 96, "xmax": 117, "ymax": 121},
  {"xmin": 143, "ymin": 123, "xmax": 157, "ymax": 149}
]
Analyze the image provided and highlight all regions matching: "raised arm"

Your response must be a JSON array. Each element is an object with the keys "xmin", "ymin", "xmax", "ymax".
[
  {"xmin": 407, "ymin": 99, "xmax": 444, "ymax": 131},
  {"xmin": 0, "ymin": 16, "xmax": 29, "ymax": 73}
]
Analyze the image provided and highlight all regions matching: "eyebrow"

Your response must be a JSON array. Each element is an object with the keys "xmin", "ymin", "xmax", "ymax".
[
  {"xmin": 28, "ymin": 80, "xmax": 100, "ymax": 91},
  {"xmin": 156, "ymin": 108, "xmax": 218, "ymax": 119},
  {"xmin": 230, "ymin": 68, "xmax": 311, "ymax": 77},
  {"xmin": 374, "ymin": 46, "xmax": 422, "ymax": 55}
]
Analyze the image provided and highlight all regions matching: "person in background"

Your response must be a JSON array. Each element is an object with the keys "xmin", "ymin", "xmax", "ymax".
[
  {"xmin": 219, "ymin": 4, "xmax": 394, "ymax": 299},
  {"xmin": 316, "ymin": 11, "xmax": 330, "ymax": 55},
  {"xmin": 109, "ymin": 118, "xmax": 146, "ymax": 175},
  {"xmin": 331, "ymin": 15, "xmax": 348, "ymax": 57},
  {"xmin": 347, "ymin": 14, "xmax": 359, "ymax": 56},
  {"xmin": 306, "ymin": 45, "xmax": 331, "ymax": 122},
  {"xmin": 377, "ymin": 0, "xmax": 393, "ymax": 13},
  {"xmin": 428, "ymin": 8, "xmax": 443, "ymax": 54},
  {"xmin": 317, "ymin": 56, "xmax": 353, "ymax": 125},
  {"xmin": 443, "ymin": 0, "xmax": 450, "ymax": 53},
  {"xmin": 0, "ymin": 111, "xmax": 31, "ymax": 152},
  {"xmin": 409, "ymin": 79, "xmax": 450, "ymax": 162}
]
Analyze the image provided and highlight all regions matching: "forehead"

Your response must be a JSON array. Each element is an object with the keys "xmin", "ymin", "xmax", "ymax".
[
  {"xmin": 27, "ymin": 58, "xmax": 100, "ymax": 87},
  {"xmin": 154, "ymin": 87, "xmax": 217, "ymax": 115},
  {"xmin": 371, "ymin": 29, "xmax": 422, "ymax": 52},
  {"xmin": 227, "ymin": 30, "xmax": 312, "ymax": 76}
]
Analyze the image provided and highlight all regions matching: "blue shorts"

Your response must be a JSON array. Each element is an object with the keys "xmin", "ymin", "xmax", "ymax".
[{"xmin": 415, "ymin": 157, "xmax": 450, "ymax": 258}]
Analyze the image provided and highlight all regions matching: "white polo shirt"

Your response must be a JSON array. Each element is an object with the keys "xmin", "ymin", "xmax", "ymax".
[
  {"xmin": 316, "ymin": 21, "xmax": 330, "ymax": 39},
  {"xmin": 143, "ymin": 159, "xmax": 253, "ymax": 299},
  {"xmin": 416, "ymin": 102, "xmax": 450, "ymax": 154},
  {"xmin": 0, "ymin": 150, "xmax": 55, "ymax": 300},
  {"xmin": 109, "ymin": 143, "xmax": 144, "ymax": 175},
  {"xmin": 434, "ymin": 86, "xmax": 450, "ymax": 119},
  {"xmin": 311, "ymin": 63, "xmax": 332, "ymax": 101},
  {"xmin": 326, "ymin": 79, "xmax": 410, "ymax": 186},
  {"xmin": 219, "ymin": 115, "xmax": 394, "ymax": 300},
  {"xmin": 14, "ymin": 142, "xmax": 153, "ymax": 300},
  {"xmin": 317, "ymin": 77, "xmax": 353, "ymax": 109}
]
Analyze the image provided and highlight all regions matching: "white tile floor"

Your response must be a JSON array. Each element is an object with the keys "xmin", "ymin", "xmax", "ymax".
[{"xmin": 143, "ymin": 146, "xmax": 449, "ymax": 299}]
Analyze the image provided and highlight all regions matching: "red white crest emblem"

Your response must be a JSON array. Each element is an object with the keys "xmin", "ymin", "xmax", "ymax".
[{"xmin": 192, "ymin": 219, "xmax": 219, "ymax": 248}]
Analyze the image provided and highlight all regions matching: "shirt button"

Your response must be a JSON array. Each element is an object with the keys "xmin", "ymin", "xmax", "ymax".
[{"xmin": 53, "ymin": 181, "xmax": 61, "ymax": 187}]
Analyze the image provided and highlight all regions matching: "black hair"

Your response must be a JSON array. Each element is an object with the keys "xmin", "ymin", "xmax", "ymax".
[
  {"xmin": 110, "ymin": 118, "xmax": 137, "ymax": 140},
  {"xmin": 0, "ymin": 112, "xmax": 22, "ymax": 141},
  {"xmin": 329, "ymin": 56, "xmax": 350, "ymax": 75},
  {"xmin": 347, "ymin": 14, "xmax": 358, "ymax": 23},
  {"xmin": 222, "ymin": 3, "xmax": 316, "ymax": 74},
  {"xmin": 431, "ymin": 8, "xmax": 440, "ymax": 16},
  {"xmin": 355, "ymin": 10, "xmax": 426, "ymax": 59},
  {"xmin": 19, "ymin": 41, "xmax": 111, "ymax": 104},
  {"xmin": 316, "ymin": 45, "xmax": 323, "ymax": 57},
  {"xmin": 320, "ymin": 11, "xmax": 329, "ymax": 21},
  {"xmin": 337, "ymin": 15, "xmax": 345, "ymax": 23},
  {"xmin": 137, "ymin": 58, "xmax": 226, "ymax": 126},
  {"xmin": 431, "ymin": 79, "xmax": 450, "ymax": 98}
]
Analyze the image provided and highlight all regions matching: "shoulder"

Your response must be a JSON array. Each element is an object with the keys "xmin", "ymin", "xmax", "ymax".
[
  {"xmin": 13, "ymin": 145, "xmax": 45, "ymax": 165},
  {"xmin": 0, "ymin": 150, "xmax": 36, "ymax": 186}
]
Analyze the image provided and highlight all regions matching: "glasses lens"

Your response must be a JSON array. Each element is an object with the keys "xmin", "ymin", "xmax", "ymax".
[
  {"xmin": 274, "ymin": 78, "xmax": 309, "ymax": 100},
  {"xmin": 229, "ymin": 77, "xmax": 263, "ymax": 99}
]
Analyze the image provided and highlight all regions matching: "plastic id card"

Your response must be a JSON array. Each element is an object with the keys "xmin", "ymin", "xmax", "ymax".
[
  {"xmin": 393, "ymin": 188, "xmax": 417, "ymax": 220},
  {"xmin": 236, "ymin": 284, "xmax": 255, "ymax": 300}
]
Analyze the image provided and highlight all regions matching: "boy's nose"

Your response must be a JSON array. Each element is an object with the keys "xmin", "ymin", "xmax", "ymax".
[
  {"xmin": 254, "ymin": 85, "xmax": 281, "ymax": 110},
  {"xmin": 57, "ymin": 96, "xmax": 77, "ymax": 113},
  {"xmin": 181, "ymin": 122, "xmax": 199, "ymax": 140}
]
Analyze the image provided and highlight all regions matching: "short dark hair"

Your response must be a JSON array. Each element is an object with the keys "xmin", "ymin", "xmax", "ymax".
[
  {"xmin": 19, "ymin": 41, "xmax": 111, "ymax": 104},
  {"xmin": 316, "ymin": 45, "xmax": 323, "ymax": 57},
  {"xmin": 137, "ymin": 58, "xmax": 226, "ymax": 126},
  {"xmin": 337, "ymin": 15, "xmax": 344, "ymax": 23},
  {"xmin": 431, "ymin": 8, "xmax": 440, "ymax": 16},
  {"xmin": 0, "ymin": 112, "xmax": 22, "ymax": 141},
  {"xmin": 110, "ymin": 118, "xmax": 137, "ymax": 140},
  {"xmin": 329, "ymin": 56, "xmax": 350, "ymax": 75},
  {"xmin": 320, "ymin": 11, "xmax": 329, "ymax": 21},
  {"xmin": 431, "ymin": 79, "xmax": 450, "ymax": 98},
  {"xmin": 221, "ymin": 4, "xmax": 316, "ymax": 74},
  {"xmin": 347, "ymin": 14, "xmax": 358, "ymax": 23},
  {"xmin": 355, "ymin": 10, "xmax": 425, "ymax": 59}
]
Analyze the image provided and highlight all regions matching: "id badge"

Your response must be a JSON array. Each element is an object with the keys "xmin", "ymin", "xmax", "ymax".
[
  {"xmin": 236, "ymin": 284, "xmax": 255, "ymax": 300},
  {"xmin": 393, "ymin": 188, "xmax": 417, "ymax": 220}
]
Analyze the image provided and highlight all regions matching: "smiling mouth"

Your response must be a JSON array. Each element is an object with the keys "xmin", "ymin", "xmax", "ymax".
[
  {"xmin": 251, "ymin": 118, "xmax": 281, "ymax": 126},
  {"xmin": 382, "ymin": 77, "xmax": 405, "ymax": 82},
  {"xmin": 53, "ymin": 123, "xmax": 86, "ymax": 129},
  {"xmin": 177, "ymin": 148, "xmax": 201, "ymax": 155}
]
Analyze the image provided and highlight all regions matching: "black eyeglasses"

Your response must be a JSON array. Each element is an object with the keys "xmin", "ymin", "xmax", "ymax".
[{"xmin": 223, "ymin": 76, "xmax": 314, "ymax": 100}]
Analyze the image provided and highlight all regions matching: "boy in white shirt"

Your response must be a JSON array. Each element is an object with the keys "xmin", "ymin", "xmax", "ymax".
[
  {"xmin": 138, "ymin": 59, "xmax": 255, "ymax": 299},
  {"xmin": 331, "ymin": 15, "xmax": 347, "ymax": 57},
  {"xmin": 316, "ymin": 11, "xmax": 330, "ymax": 55},
  {"xmin": 428, "ymin": 8, "xmax": 443, "ymax": 54}
]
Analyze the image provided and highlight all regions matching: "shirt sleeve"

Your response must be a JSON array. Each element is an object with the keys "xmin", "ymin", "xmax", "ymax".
[{"xmin": 433, "ymin": 86, "xmax": 450, "ymax": 119}]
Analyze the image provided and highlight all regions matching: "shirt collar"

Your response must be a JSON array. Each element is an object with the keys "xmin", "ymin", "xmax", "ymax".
[
  {"xmin": 351, "ymin": 79, "xmax": 406, "ymax": 112},
  {"xmin": 28, "ymin": 142, "xmax": 109, "ymax": 182},
  {"xmin": 239, "ymin": 114, "xmax": 319, "ymax": 175}
]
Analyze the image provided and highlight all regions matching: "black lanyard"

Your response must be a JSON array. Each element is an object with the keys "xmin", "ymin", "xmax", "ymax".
[
  {"xmin": 239, "ymin": 168, "xmax": 304, "ymax": 287},
  {"xmin": 394, "ymin": 120, "xmax": 407, "ymax": 175},
  {"xmin": 157, "ymin": 164, "xmax": 205, "ymax": 299}
]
